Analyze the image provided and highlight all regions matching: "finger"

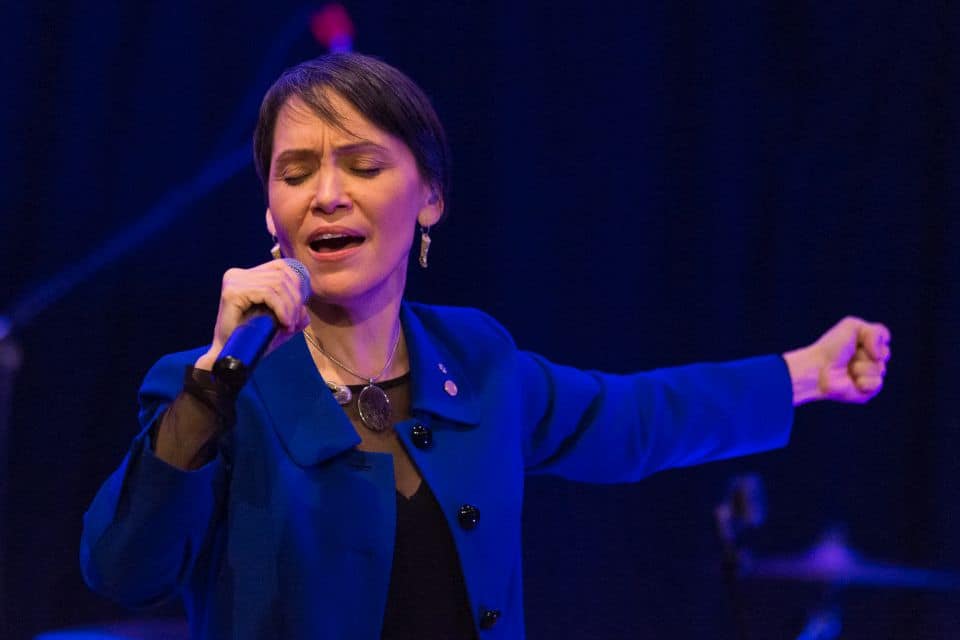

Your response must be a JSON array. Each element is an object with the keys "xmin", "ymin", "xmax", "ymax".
[
  {"xmin": 850, "ymin": 359, "xmax": 885, "ymax": 378},
  {"xmin": 279, "ymin": 268, "xmax": 309, "ymax": 306},
  {"xmin": 259, "ymin": 259, "xmax": 310, "ymax": 303},
  {"xmin": 238, "ymin": 271, "xmax": 304, "ymax": 325},
  {"xmin": 277, "ymin": 309, "xmax": 310, "ymax": 342},
  {"xmin": 849, "ymin": 346, "xmax": 882, "ymax": 369},
  {"xmin": 874, "ymin": 323, "xmax": 892, "ymax": 362},
  {"xmin": 222, "ymin": 265, "xmax": 308, "ymax": 329},
  {"xmin": 268, "ymin": 289, "xmax": 296, "ymax": 330},
  {"xmin": 273, "ymin": 309, "xmax": 305, "ymax": 341},
  {"xmin": 254, "ymin": 262, "xmax": 308, "ymax": 308},
  {"xmin": 236, "ymin": 285, "xmax": 295, "ymax": 329},
  {"xmin": 292, "ymin": 306, "xmax": 310, "ymax": 333},
  {"xmin": 268, "ymin": 308, "xmax": 309, "ymax": 354},
  {"xmin": 271, "ymin": 284, "xmax": 304, "ymax": 331},
  {"xmin": 854, "ymin": 374, "xmax": 883, "ymax": 395},
  {"xmin": 272, "ymin": 271, "xmax": 311, "ymax": 327},
  {"xmin": 858, "ymin": 322, "xmax": 891, "ymax": 361}
]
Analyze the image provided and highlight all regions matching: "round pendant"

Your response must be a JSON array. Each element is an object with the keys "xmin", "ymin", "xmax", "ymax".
[
  {"xmin": 325, "ymin": 381, "xmax": 352, "ymax": 405},
  {"xmin": 358, "ymin": 384, "xmax": 392, "ymax": 432}
]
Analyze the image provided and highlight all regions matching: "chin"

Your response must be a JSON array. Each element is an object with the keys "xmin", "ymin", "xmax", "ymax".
[{"xmin": 306, "ymin": 269, "xmax": 406, "ymax": 308}]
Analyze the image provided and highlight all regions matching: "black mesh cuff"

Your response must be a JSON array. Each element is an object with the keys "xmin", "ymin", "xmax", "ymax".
[{"xmin": 182, "ymin": 365, "xmax": 239, "ymax": 429}]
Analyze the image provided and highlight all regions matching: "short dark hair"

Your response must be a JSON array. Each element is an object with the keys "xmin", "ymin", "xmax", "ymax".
[{"xmin": 253, "ymin": 53, "xmax": 451, "ymax": 210}]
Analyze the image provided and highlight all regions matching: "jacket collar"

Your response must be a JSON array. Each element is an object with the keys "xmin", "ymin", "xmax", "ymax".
[
  {"xmin": 251, "ymin": 333, "xmax": 360, "ymax": 467},
  {"xmin": 251, "ymin": 301, "xmax": 479, "ymax": 467},
  {"xmin": 401, "ymin": 302, "xmax": 480, "ymax": 427}
]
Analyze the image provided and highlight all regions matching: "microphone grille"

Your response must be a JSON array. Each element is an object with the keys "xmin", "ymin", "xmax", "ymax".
[{"xmin": 282, "ymin": 258, "xmax": 312, "ymax": 302}]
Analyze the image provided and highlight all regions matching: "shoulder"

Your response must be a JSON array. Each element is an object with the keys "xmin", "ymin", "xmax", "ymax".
[
  {"xmin": 405, "ymin": 302, "xmax": 516, "ymax": 349},
  {"xmin": 403, "ymin": 302, "xmax": 522, "ymax": 382}
]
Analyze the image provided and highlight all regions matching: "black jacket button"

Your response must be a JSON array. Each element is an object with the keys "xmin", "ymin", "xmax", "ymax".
[
  {"xmin": 479, "ymin": 608, "xmax": 501, "ymax": 630},
  {"xmin": 457, "ymin": 504, "xmax": 480, "ymax": 530},
  {"xmin": 410, "ymin": 424, "xmax": 433, "ymax": 449}
]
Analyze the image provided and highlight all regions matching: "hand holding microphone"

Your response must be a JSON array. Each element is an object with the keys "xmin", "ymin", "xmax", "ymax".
[{"xmin": 194, "ymin": 258, "xmax": 311, "ymax": 388}]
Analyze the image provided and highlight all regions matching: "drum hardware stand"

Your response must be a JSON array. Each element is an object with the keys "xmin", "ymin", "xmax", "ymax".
[
  {"xmin": 0, "ymin": 332, "xmax": 23, "ymax": 634},
  {"xmin": 714, "ymin": 474, "xmax": 767, "ymax": 640},
  {"xmin": 723, "ymin": 489, "xmax": 960, "ymax": 639},
  {"xmin": 795, "ymin": 600, "xmax": 843, "ymax": 640}
]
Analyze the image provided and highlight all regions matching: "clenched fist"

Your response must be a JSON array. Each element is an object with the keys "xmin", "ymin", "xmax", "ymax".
[
  {"xmin": 783, "ymin": 316, "xmax": 891, "ymax": 406},
  {"xmin": 194, "ymin": 260, "xmax": 311, "ymax": 371}
]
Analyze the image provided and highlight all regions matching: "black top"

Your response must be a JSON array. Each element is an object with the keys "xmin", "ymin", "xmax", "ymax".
[
  {"xmin": 337, "ymin": 376, "xmax": 477, "ymax": 639},
  {"xmin": 381, "ymin": 482, "xmax": 478, "ymax": 640}
]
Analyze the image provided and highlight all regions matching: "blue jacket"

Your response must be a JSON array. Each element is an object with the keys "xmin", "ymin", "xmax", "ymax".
[{"xmin": 81, "ymin": 302, "xmax": 793, "ymax": 639}]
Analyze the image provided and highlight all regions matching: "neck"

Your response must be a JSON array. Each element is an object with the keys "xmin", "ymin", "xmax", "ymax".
[{"xmin": 305, "ymin": 278, "xmax": 409, "ymax": 384}]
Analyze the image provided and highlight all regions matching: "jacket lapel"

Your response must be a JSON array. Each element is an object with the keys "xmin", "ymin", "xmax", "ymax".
[
  {"xmin": 249, "ymin": 303, "xmax": 481, "ymax": 468},
  {"xmin": 250, "ymin": 334, "xmax": 360, "ymax": 467},
  {"xmin": 401, "ymin": 303, "xmax": 480, "ymax": 426}
]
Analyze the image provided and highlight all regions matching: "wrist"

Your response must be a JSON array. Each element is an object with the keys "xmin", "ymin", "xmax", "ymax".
[
  {"xmin": 181, "ymin": 365, "xmax": 238, "ymax": 428},
  {"xmin": 782, "ymin": 346, "xmax": 823, "ymax": 406}
]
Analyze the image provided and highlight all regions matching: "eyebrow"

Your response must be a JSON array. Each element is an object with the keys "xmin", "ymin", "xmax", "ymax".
[
  {"xmin": 273, "ymin": 141, "xmax": 391, "ymax": 166},
  {"xmin": 336, "ymin": 141, "xmax": 391, "ymax": 155}
]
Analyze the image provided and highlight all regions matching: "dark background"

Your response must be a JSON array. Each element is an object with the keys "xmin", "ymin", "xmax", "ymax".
[{"xmin": 1, "ymin": 1, "xmax": 957, "ymax": 638}]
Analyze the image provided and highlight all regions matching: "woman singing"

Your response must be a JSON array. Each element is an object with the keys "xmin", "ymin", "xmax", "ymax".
[{"xmin": 80, "ymin": 53, "xmax": 890, "ymax": 639}]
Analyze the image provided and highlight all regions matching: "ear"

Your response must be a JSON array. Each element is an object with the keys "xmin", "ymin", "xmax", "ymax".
[
  {"xmin": 417, "ymin": 190, "xmax": 444, "ymax": 228},
  {"xmin": 265, "ymin": 208, "xmax": 277, "ymax": 236}
]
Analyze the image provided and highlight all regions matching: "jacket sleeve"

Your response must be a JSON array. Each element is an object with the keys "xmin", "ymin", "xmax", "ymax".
[
  {"xmin": 79, "ymin": 349, "xmax": 226, "ymax": 608},
  {"xmin": 519, "ymin": 351, "xmax": 795, "ymax": 482}
]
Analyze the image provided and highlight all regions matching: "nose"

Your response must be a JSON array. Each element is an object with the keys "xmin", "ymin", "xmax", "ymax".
[{"xmin": 311, "ymin": 166, "xmax": 351, "ymax": 214}]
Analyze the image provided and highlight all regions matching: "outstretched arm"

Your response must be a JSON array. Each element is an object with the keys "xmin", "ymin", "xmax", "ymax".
[{"xmin": 519, "ymin": 316, "xmax": 890, "ymax": 482}]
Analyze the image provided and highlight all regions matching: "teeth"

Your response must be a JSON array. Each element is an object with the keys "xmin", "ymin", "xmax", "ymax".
[{"xmin": 319, "ymin": 233, "xmax": 348, "ymax": 240}]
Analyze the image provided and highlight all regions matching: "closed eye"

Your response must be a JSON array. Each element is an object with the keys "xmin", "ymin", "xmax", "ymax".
[{"xmin": 281, "ymin": 173, "xmax": 311, "ymax": 185}]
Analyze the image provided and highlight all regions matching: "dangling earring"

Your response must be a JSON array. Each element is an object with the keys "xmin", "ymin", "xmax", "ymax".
[
  {"xmin": 418, "ymin": 225, "xmax": 432, "ymax": 269},
  {"xmin": 270, "ymin": 236, "xmax": 282, "ymax": 260}
]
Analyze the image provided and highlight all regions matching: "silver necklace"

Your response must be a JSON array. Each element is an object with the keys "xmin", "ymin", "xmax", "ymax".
[{"xmin": 303, "ymin": 325, "xmax": 401, "ymax": 432}]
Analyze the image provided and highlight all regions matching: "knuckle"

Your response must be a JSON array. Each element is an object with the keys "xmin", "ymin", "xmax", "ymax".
[
  {"xmin": 222, "ymin": 267, "xmax": 242, "ymax": 284},
  {"xmin": 221, "ymin": 288, "xmax": 240, "ymax": 303}
]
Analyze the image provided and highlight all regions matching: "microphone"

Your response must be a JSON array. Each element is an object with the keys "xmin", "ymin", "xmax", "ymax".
[{"xmin": 212, "ymin": 258, "xmax": 310, "ymax": 390}]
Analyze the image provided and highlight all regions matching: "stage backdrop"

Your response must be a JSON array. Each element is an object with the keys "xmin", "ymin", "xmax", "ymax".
[{"xmin": 1, "ymin": 1, "xmax": 957, "ymax": 638}]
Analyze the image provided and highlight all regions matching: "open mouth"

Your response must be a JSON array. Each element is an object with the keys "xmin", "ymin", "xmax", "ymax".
[{"xmin": 308, "ymin": 233, "xmax": 365, "ymax": 253}]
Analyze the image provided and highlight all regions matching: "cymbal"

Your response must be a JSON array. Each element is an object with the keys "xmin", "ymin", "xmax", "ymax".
[{"xmin": 743, "ymin": 533, "xmax": 960, "ymax": 591}]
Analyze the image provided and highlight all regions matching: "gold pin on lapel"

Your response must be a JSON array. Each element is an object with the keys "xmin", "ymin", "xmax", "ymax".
[{"xmin": 443, "ymin": 380, "xmax": 458, "ymax": 397}]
